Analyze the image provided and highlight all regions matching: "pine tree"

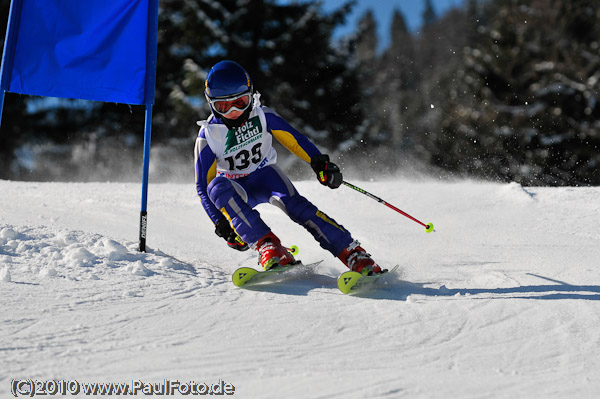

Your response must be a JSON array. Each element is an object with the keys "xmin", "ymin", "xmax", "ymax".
[
  {"xmin": 435, "ymin": 0, "xmax": 600, "ymax": 185},
  {"xmin": 175, "ymin": 0, "xmax": 362, "ymax": 151},
  {"xmin": 380, "ymin": 10, "xmax": 416, "ymax": 149},
  {"xmin": 399, "ymin": 5, "xmax": 471, "ymax": 170},
  {"xmin": 356, "ymin": 10, "xmax": 378, "ymax": 64},
  {"xmin": 353, "ymin": 10, "xmax": 379, "ymax": 146},
  {"xmin": 422, "ymin": 0, "xmax": 437, "ymax": 27},
  {"xmin": 349, "ymin": 8, "xmax": 419, "ymax": 174}
]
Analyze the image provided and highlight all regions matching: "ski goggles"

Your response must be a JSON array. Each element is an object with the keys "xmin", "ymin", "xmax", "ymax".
[{"xmin": 207, "ymin": 92, "xmax": 251, "ymax": 115}]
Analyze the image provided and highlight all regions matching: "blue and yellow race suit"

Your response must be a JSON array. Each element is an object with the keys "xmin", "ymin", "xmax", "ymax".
[{"xmin": 194, "ymin": 98, "xmax": 354, "ymax": 256}]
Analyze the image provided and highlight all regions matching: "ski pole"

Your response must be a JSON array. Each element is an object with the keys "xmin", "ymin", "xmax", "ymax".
[{"xmin": 342, "ymin": 181, "xmax": 435, "ymax": 233}]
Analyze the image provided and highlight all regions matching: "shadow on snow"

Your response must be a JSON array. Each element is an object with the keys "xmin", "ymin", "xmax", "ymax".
[
  {"xmin": 356, "ymin": 278, "xmax": 600, "ymax": 301},
  {"xmin": 238, "ymin": 272, "xmax": 600, "ymax": 302}
]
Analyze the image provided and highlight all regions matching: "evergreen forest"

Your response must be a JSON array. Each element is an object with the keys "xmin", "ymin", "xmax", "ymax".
[{"xmin": 0, "ymin": 0, "xmax": 598, "ymax": 186}]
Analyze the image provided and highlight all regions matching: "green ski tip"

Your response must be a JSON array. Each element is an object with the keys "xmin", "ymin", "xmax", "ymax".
[
  {"xmin": 337, "ymin": 271, "xmax": 364, "ymax": 294},
  {"xmin": 425, "ymin": 223, "xmax": 435, "ymax": 233}
]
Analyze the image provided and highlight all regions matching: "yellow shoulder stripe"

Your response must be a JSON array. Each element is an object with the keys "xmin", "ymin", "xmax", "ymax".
[{"xmin": 271, "ymin": 129, "xmax": 311, "ymax": 163}]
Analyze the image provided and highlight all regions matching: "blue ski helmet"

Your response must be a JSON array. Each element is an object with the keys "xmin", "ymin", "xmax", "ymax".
[
  {"xmin": 205, "ymin": 61, "xmax": 253, "ymax": 127},
  {"xmin": 205, "ymin": 60, "xmax": 252, "ymax": 99}
]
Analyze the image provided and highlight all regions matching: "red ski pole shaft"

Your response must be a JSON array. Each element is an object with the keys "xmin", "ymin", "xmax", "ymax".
[{"xmin": 341, "ymin": 181, "xmax": 435, "ymax": 233}]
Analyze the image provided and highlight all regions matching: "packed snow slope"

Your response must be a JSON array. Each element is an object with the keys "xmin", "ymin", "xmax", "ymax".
[{"xmin": 1, "ymin": 178, "xmax": 599, "ymax": 399}]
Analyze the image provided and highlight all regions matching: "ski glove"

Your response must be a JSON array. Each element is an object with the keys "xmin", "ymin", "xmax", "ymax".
[
  {"xmin": 311, "ymin": 154, "xmax": 343, "ymax": 189},
  {"xmin": 214, "ymin": 217, "xmax": 249, "ymax": 252}
]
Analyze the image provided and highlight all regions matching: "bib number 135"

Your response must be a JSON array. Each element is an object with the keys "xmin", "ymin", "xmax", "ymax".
[{"xmin": 224, "ymin": 143, "xmax": 262, "ymax": 170}]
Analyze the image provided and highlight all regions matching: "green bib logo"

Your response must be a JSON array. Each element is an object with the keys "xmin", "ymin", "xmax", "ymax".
[{"xmin": 225, "ymin": 116, "xmax": 262, "ymax": 154}]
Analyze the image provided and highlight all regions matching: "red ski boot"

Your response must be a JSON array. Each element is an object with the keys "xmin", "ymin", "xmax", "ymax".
[
  {"xmin": 337, "ymin": 240, "xmax": 382, "ymax": 276},
  {"xmin": 256, "ymin": 232, "xmax": 295, "ymax": 270}
]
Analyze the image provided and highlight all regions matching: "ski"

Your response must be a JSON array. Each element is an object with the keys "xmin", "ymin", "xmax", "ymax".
[
  {"xmin": 232, "ymin": 260, "xmax": 323, "ymax": 287},
  {"xmin": 337, "ymin": 265, "xmax": 400, "ymax": 294}
]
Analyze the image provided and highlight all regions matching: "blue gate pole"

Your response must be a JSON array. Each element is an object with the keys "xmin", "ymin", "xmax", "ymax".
[
  {"xmin": 139, "ymin": 104, "xmax": 153, "ymax": 252},
  {"xmin": 138, "ymin": 0, "xmax": 159, "ymax": 252}
]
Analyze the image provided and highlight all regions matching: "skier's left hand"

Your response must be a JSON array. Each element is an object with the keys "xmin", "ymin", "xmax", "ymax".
[
  {"xmin": 214, "ymin": 217, "xmax": 249, "ymax": 251},
  {"xmin": 311, "ymin": 154, "xmax": 343, "ymax": 189}
]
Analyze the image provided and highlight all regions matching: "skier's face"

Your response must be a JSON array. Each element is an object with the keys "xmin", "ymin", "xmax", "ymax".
[{"xmin": 209, "ymin": 92, "xmax": 251, "ymax": 118}]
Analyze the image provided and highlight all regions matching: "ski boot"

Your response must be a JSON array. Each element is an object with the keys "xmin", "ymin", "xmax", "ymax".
[
  {"xmin": 337, "ymin": 240, "xmax": 383, "ymax": 276},
  {"xmin": 256, "ymin": 232, "xmax": 295, "ymax": 271}
]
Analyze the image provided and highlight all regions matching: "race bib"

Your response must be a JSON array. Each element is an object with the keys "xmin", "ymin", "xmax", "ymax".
[{"xmin": 204, "ymin": 107, "xmax": 277, "ymax": 179}]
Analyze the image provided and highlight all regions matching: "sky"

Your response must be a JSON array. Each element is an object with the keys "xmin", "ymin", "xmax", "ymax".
[{"xmin": 320, "ymin": 0, "xmax": 467, "ymax": 50}]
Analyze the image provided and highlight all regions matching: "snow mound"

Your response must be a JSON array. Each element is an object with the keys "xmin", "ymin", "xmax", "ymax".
[
  {"xmin": 0, "ymin": 224, "xmax": 202, "ymax": 283},
  {"xmin": 125, "ymin": 260, "xmax": 155, "ymax": 276},
  {"xmin": 1, "ymin": 226, "xmax": 19, "ymax": 241}
]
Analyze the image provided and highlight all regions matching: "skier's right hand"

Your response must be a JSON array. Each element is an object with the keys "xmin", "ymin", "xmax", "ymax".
[{"xmin": 215, "ymin": 217, "xmax": 249, "ymax": 251}]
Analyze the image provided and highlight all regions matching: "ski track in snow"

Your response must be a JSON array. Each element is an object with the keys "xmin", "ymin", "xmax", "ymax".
[{"xmin": 1, "ymin": 179, "xmax": 599, "ymax": 398}]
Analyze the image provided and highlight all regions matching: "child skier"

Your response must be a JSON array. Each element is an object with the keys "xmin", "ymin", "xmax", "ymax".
[{"xmin": 194, "ymin": 60, "xmax": 383, "ymax": 275}]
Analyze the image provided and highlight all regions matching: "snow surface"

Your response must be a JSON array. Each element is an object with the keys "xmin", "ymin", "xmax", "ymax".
[{"xmin": 1, "ymin": 178, "xmax": 600, "ymax": 398}]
